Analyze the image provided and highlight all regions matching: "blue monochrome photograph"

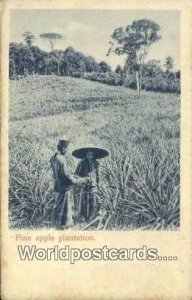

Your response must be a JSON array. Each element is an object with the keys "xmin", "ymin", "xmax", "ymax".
[{"xmin": 9, "ymin": 9, "xmax": 180, "ymax": 230}]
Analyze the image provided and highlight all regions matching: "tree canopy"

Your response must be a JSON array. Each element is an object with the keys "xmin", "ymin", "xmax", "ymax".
[
  {"xmin": 22, "ymin": 31, "xmax": 36, "ymax": 47},
  {"xmin": 39, "ymin": 32, "xmax": 63, "ymax": 51},
  {"xmin": 108, "ymin": 19, "xmax": 161, "ymax": 66},
  {"xmin": 9, "ymin": 42, "xmax": 105, "ymax": 77},
  {"xmin": 108, "ymin": 19, "xmax": 161, "ymax": 94}
]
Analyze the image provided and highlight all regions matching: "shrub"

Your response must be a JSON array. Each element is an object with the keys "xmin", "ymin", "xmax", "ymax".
[
  {"xmin": 83, "ymin": 71, "xmax": 180, "ymax": 94},
  {"xmin": 83, "ymin": 72, "xmax": 124, "ymax": 86},
  {"xmin": 9, "ymin": 136, "xmax": 54, "ymax": 228}
]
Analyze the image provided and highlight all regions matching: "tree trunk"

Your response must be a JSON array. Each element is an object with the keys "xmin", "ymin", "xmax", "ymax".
[
  {"xmin": 136, "ymin": 71, "xmax": 140, "ymax": 97},
  {"xmin": 80, "ymin": 66, "xmax": 83, "ymax": 78},
  {"xmin": 57, "ymin": 62, "xmax": 60, "ymax": 76},
  {"xmin": 24, "ymin": 66, "xmax": 28, "ymax": 77},
  {"xmin": 139, "ymin": 68, "xmax": 142, "ymax": 92},
  {"xmin": 123, "ymin": 68, "xmax": 128, "ymax": 85},
  {"xmin": 12, "ymin": 61, "xmax": 16, "ymax": 78}
]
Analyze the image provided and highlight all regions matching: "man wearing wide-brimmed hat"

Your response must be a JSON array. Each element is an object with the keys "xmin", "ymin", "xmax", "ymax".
[{"xmin": 50, "ymin": 139, "xmax": 88, "ymax": 230}]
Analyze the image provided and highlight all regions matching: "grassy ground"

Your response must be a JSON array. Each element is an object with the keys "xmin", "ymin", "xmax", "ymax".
[{"xmin": 9, "ymin": 75, "xmax": 180, "ymax": 230}]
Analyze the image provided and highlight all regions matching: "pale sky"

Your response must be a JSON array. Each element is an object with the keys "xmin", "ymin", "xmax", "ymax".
[{"xmin": 10, "ymin": 9, "xmax": 180, "ymax": 71}]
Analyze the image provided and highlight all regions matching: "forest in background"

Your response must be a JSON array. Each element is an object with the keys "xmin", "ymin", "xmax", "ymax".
[{"xmin": 9, "ymin": 19, "xmax": 180, "ymax": 94}]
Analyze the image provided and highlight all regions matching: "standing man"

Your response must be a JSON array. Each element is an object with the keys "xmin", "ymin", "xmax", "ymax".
[{"xmin": 50, "ymin": 139, "xmax": 88, "ymax": 229}]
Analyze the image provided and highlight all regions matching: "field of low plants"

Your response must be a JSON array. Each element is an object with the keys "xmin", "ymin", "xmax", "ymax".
[{"xmin": 9, "ymin": 75, "xmax": 180, "ymax": 230}]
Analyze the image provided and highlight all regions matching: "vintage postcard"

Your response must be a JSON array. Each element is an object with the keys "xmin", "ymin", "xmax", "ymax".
[{"xmin": 1, "ymin": 0, "xmax": 192, "ymax": 299}]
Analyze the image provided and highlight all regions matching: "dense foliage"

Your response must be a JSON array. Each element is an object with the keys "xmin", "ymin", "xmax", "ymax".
[
  {"xmin": 9, "ymin": 42, "xmax": 180, "ymax": 94},
  {"xmin": 84, "ymin": 69, "xmax": 180, "ymax": 94},
  {"xmin": 9, "ymin": 43, "xmax": 103, "ymax": 78}
]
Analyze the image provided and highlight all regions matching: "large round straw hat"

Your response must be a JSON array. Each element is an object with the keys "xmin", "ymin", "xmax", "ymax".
[{"xmin": 72, "ymin": 147, "xmax": 109, "ymax": 159}]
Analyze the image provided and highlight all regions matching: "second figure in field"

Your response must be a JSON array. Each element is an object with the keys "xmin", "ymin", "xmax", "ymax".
[{"xmin": 72, "ymin": 147, "xmax": 109, "ymax": 223}]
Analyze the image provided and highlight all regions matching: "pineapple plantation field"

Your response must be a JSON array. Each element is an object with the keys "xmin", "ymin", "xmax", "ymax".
[{"xmin": 9, "ymin": 75, "xmax": 180, "ymax": 230}]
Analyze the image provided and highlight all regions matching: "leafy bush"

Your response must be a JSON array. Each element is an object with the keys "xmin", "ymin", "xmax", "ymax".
[
  {"xmin": 9, "ymin": 136, "xmax": 54, "ymax": 228},
  {"xmin": 9, "ymin": 42, "xmax": 180, "ymax": 94},
  {"xmin": 83, "ymin": 72, "xmax": 123, "ymax": 86},
  {"xmin": 143, "ymin": 75, "xmax": 180, "ymax": 94},
  {"xmin": 84, "ymin": 71, "xmax": 180, "ymax": 94}
]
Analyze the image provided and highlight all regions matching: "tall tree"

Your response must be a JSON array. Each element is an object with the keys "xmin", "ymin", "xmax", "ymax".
[
  {"xmin": 115, "ymin": 64, "xmax": 123, "ymax": 75},
  {"xmin": 99, "ymin": 61, "xmax": 111, "ymax": 73},
  {"xmin": 108, "ymin": 19, "xmax": 161, "ymax": 95},
  {"xmin": 61, "ymin": 47, "xmax": 79, "ymax": 76},
  {"xmin": 30, "ymin": 46, "xmax": 48, "ymax": 75},
  {"xmin": 164, "ymin": 56, "xmax": 174, "ymax": 72},
  {"xmin": 85, "ymin": 56, "xmax": 100, "ymax": 72},
  {"xmin": 50, "ymin": 50, "xmax": 64, "ymax": 76},
  {"xmin": 22, "ymin": 31, "xmax": 36, "ymax": 47},
  {"xmin": 39, "ymin": 32, "xmax": 62, "ymax": 51},
  {"xmin": 144, "ymin": 59, "xmax": 161, "ymax": 77},
  {"xmin": 22, "ymin": 32, "xmax": 36, "ymax": 74},
  {"xmin": 9, "ymin": 43, "xmax": 35, "ymax": 76}
]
